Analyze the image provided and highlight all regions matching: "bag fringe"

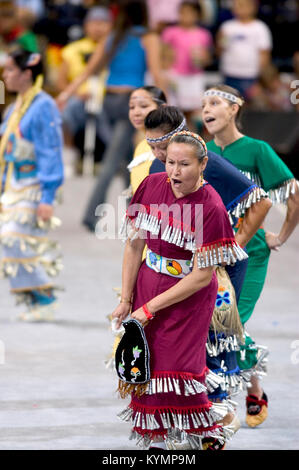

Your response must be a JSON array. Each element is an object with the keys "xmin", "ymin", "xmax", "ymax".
[{"xmin": 117, "ymin": 379, "xmax": 149, "ymax": 399}]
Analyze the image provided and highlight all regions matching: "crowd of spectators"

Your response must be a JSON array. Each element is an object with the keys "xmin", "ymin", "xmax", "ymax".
[
  {"xmin": 1, "ymin": 0, "xmax": 298, "ymax": 103},
  {"xmin": 0, "ymin": 0, "xmax": 298, "ymax": 167}
]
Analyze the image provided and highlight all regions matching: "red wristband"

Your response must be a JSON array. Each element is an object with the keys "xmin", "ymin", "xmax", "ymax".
[{"xmin": 142, "ymin": 303, "xmax": 154, "ymax": 320}]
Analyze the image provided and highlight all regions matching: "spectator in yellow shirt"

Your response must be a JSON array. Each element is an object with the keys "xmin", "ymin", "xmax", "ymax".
[{"xmin": 57, "ymin": 6, "xmax": 113, "ymax": 175}]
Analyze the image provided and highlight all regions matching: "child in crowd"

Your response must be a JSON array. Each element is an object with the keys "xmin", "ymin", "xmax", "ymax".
[
  {"xmin": 216, "ymin": 0, "xmax": 272, "ymax": 97},
  {"xmin": 161, "ymin": 1, "xmax": 213, "ymax": 128}
]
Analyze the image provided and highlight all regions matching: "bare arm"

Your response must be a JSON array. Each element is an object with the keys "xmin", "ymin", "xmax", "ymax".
[
  {"xmin": 215, "ymin": 29, "xmax": 225, "ymax": 57},
  {"xmin": 235, "ymin": 197, "xmax": 272, "ymax": 247},
  {"xmin": 112, "ymin": 234, "xmax": 146, "ymax": 328},
  {"xmin": 142, "ymin": 32, "xmax": 168, "ymax": 94},
  {"xmin": 121, "ymin": 236, "xmax": 146, "ymax": 302},
  {"xmin": 259, "ymin": 50, "xmax": 271, "ymax": 71},
  {"xmin": 266, "ymin": 183, "xmax": 299, "ymax": 250}
]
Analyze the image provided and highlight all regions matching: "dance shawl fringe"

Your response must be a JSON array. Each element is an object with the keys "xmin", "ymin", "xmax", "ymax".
[
  {"xmin": 241, "ymin": 174, "xmax": 299, "ymax": 206},
  {"xmin": 119, "ymin": 209, "xmax": 248, "ymax": 267},
  {"xmin": 210, "ymin": 267, "xmax": 244, "ymax": 341},
  {"xmin": 227, "ymin": 184, "xmax": 268, "ymax": 224}
]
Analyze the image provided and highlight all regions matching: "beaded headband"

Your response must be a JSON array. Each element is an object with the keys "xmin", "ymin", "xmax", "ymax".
[
  {"xmin": 146, "ymin": 118, "xmax": 186, "ymax": 144},
  {"xmin": 169, "ymin": 130, "xmax": 207, "ymax": 156},
  {"xmin": 203, "ymin": 89, "xmax": 244, "ymax": 106}
]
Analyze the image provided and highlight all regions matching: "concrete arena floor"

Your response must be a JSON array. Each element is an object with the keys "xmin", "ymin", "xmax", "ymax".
[{"xmin": 0, "ymin": 175, "xmax": 298, "ymax": 450}]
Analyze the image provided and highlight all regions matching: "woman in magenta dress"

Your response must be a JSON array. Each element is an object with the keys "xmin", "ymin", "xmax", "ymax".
[{"xmin": 112, "ymin": 131, "xmax": 248, "ymax": 450}]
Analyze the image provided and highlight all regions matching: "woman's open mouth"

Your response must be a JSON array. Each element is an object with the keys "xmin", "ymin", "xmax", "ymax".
[
  {"xmin": 204, "ymin": 116, "xmax": 216, "ymax": 124},
  {"xmin": 172, "ymin": 178, "xmax": 182, "ymax": 186}
]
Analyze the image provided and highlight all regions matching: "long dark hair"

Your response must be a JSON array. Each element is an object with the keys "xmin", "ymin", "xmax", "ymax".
[
  {"xmin": 9, "ymin": 48, "xmax": 43, "ymax": 82},
  {"xmin": 132, "ymin": 85, "xmax": 167, "ymax": 105},
  {"xmin": 101, "ymin": 0, "xmax": 148, "ymax": 69}
]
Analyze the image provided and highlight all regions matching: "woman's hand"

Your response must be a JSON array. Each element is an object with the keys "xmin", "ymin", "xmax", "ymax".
[
  {"xmin": 37, "ymin": 203, "xmax": 54, "ymax": 222},
  {"xmin": 131, "ymin": 306, "xmax": 150, "ymax": 327},
  {"xmin": 265, "ymin": 231, "xmax": 282, "ymax": 251},
  {"xmin": 112, "ymin": 302, "xmax": 131, "ymax": 330}
]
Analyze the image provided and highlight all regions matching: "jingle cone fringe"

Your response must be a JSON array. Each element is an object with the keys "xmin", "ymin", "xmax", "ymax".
[
  {"xmin": 228, "ymin": 185, "xmax": 268, "ymax": 223},
  {"xmin": 118, "ymin": 400, "xmax": 235, "ymax": 450},
  {"xmin": 206, "ymin": 334, "xmax": 240, "ymax": 357},
  {"xmin": 117, "ymin": 370, "xmax": 211, "ymax": 399},
  {"xmin": 239, "ymin": 343, "xmax": 269, "ymax": 379},
  {"xmin": 241, "ymin": 174, "xmax": 299, "ymax": 206},
  {"xmin": 120, "ymin": 209, "xmax": 248, "ymax": 267}
]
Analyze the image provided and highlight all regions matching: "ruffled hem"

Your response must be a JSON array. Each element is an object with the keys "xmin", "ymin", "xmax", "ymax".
[{"xmin": 118, "ymin": 400, "xmax": 235, "ymax": 450}]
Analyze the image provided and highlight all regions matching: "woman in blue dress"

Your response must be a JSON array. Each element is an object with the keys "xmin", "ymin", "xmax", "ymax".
[{"xmin": 0, "ymin": 48, "xmax": 64, "ymax": 321}]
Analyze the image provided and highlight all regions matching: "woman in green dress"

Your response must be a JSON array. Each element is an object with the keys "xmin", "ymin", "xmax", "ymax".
[{"xmin": 202, "ymin": 84, "xmax": 299, "ymax": 427}]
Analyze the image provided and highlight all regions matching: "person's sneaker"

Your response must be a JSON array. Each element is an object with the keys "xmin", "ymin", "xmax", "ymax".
[
  {"xmin": 246, "ymin": 392, "xmax": 268, "ymax": 427},
  {"xmin": 17, "ymin": 302, "xmax": 57, "ymax": 322}
]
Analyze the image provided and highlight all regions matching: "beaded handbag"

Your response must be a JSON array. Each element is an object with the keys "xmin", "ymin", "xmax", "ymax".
[{"xmin": 115, "ymin": 319, "xmax": 151, "ymax": 398}]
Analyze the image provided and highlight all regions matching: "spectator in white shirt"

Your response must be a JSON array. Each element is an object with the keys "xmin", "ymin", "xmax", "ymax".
[{"xmin": 216, "ymin": 0, "xmax": 272, "ymax": 97}]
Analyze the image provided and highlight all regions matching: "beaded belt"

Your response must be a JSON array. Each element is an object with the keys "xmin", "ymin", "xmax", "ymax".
[{"xmin": 145, "ymin": 248, "xmax": 193, "ymax": 279}]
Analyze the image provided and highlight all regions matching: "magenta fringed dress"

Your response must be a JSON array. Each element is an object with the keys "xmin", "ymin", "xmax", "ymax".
[{"xmin": 119, "ymin": 173, "xmax": 248, "ymax": 449}]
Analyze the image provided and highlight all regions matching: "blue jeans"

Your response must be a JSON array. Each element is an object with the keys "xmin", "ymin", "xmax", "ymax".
[{"xmin": 82, "ymin": 92, "xmax": 135, "ymax": 230}]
